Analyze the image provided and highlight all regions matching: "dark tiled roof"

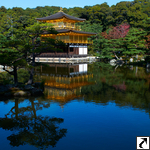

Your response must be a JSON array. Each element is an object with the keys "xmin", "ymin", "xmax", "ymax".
[{"xmin": 36, "ymin": 11, "xmax": 86, "ymax": 21}]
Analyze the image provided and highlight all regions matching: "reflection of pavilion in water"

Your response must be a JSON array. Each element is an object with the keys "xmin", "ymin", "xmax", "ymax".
[{"xmin": 36, "ymin": 63, "xmax": 94, "ymax": 104}]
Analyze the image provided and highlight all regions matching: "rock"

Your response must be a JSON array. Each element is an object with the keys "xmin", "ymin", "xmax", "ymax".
[
  {"xmin": 130, "ymin": 58, "xmax": 133, "ymax": 62},
  {"xmin": 110, "ymin": 59, "xmax": 116, "ymax": 63},
  {"xmin": 146, "ymin": 63, "xmax": 150, "ymax": 68},
  {"xmin": 32, "ymin": 82, "xmax": 41, "ymax": 88},
  {"xmin": 24, "ymin": 85, "xmax": 34, "ymax": 90},
  {"xmin": 116, "ymin": 60, "xmax": 124, "ymax": 65},
  {"xmin": 6, "ymin": 84, "xmax": 15, "ymax": 89},
  {"xmin": 110, "ymin": 59, "xmax": 124, "ymax": 66},
  {"xmin": 10, "ymin": 87, "xmax": 20, "ymax": 92},
  {"xmin": 0, "ymin": 83, "xmax": 44, "ymax": 97},
  {"xmin": 110, "ymin": 59, "xmax": 117, "ymax": 66},
  {"xmin": 14, "ymin": 90, "xmax": 31, "ymax": 97}
]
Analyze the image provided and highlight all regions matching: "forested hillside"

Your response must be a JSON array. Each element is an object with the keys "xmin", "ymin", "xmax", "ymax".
[{"xmin": 0, "ymin": 0, "xmax": 150, "ymax": 59}]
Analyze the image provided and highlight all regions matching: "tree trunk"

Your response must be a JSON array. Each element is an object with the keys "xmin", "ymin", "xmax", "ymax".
[
  {"xmin": 31, "ymin": 100, "xmax": 36, "ymax": 118},
  {"xmin": 27, "ymin": 68, "xmax": 34, "ymax": 84},
  {"xmin": 31, "ymin": 37, "xmax": 36, "ymax": 67},
  {"xmin": 14, "ymin": 66, "xmax": 18, "ymax": 85},
  {"xmin": 15, "ymin": 99, "xmax": 19, "ymax": 119},
  {"xmin": 135, "ymin": 66, "xmax": 138, "ymax": 76}
]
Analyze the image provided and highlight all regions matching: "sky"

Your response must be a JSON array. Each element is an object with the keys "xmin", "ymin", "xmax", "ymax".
[{"xmin": 1, "ymin": 0, "xmax": 129, "ymax": 9}]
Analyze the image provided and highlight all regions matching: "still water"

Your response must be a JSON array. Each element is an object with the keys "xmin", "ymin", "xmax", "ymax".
[{"xmin": 0, "ymin": 62, "xmax": 150, "ymax": 150}]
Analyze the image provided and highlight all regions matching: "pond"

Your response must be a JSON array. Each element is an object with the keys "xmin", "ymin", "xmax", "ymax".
[{"xmin": 0, "ymin": 62, "xmax": 150, "ymax": 150}]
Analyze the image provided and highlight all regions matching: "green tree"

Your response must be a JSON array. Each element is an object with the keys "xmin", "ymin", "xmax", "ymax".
[
  {"xmin": 123, "ymin": 28, "xmax": 147, "ymax": 57},
  {"xmin": 94, "ymin": 37, "xmax": 124, "ymax": 59},
  {"xmin": 80, "ymin": 21, "xmax": 103, "ymax": 33},
  {"xmin": 25, "ymin": 22, "xmax": 58, "ymax": 84},
  {"xmin": 87, "ymin": 3, "xmax": 113, "ymax": 31},
  {"xmin": 0, "ymin": 34, "xmax": 27, "ymax": 85},
  {"xmin": 111, "ymin": 2, "xmax": 130, "ymax": 25}
]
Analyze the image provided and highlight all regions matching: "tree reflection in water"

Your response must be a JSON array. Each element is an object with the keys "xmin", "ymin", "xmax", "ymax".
[
  {"xmin": 0, "ymin": 98, "xmax": 67, "ymax": 149},
  {"xmin": 82, "ymin": 62, "xmax": 150, "ymax": 114},
  {"xmin": 35, "ymin": 62, "xmax": 150, "ymax": 114}
]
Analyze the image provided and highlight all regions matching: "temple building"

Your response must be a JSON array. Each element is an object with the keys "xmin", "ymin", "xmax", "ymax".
[{"xmin": 36, "ymin": 9, "xmax": 96, "ymax": 58}]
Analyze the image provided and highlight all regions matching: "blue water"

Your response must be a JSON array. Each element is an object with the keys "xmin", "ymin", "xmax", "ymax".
[
  {"xmin": 0, "ymin": 98, "xmax": 149, "ymax": 150},
  {"xmin": 0, "ymin": 63, "xmax": 150, "ymax": 150}
]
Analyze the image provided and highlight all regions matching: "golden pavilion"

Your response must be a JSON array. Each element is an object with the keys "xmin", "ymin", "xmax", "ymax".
[{"xmin": 36, "ymin": 9, "xmax": 96, "ymax": 58}]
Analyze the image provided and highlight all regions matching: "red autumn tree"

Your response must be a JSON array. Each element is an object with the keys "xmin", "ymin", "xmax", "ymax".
[{"xmin": 102, "ymin": 23, "xmax": 130, "ymax": 39}]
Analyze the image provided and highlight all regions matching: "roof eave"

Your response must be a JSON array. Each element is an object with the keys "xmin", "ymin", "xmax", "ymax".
[{"xmin": 36, "ymin": 17, "xmax": 85, "ymax": 22}]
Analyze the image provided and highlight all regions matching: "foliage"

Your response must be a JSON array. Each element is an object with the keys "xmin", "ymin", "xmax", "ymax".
[
  {"xmin": 102, "ymin": 23, "xmax": 130, "ymax": 39},
  {"xmin": 0, "ymin": 33, "xmax": 28, "ymax": 84},
  {"xmin": 79, "ymin": 21, "xmax": 103, "ymax": 33},
  {"xmin": 0, "ymin": 71, "xmax": 13, "ymax": 85},
  {"xmin": 24, "ymin": 22, "xmax": 59, "ymax": 57},
  {"xmin": 0, "ymin": 69, "xmax": 30, "ymax": 84},
  {"xmin": 92, "ymin": 24, "xmax": 148, "ymax": 59},
  {"xmin": 0, "ymin": 19, "xmax": 63, "ymax": 84},
  {"xmin": 82, "ymin": 62, "xmax": 150, "ymax": 112},
  {"xmin": 17, "ymin": 69, "xmax": 30, "ymax": 84},
  {"xmin": 0, "ymin": 1, "xmax": 150, "ymax": 63},
  {"xmin": 0, "ymin": 0, "xmax": 150, "ymax": 32},
  {"xmin": 123, "ymin": 28, "xmax": 147, "ymax": 56}
]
